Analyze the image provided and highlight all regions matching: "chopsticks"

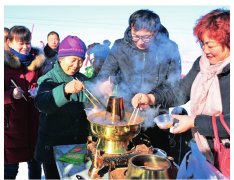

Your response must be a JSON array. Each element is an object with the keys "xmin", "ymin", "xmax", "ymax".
[
  {"xmin": 83, "ymin": 89, "xmax": 101, "ymax": 107},
  {"xmin": 74, "ymin": 77, "xmax": 104, "ymax": 108},
  {"xmin": 128, "ymin": 107, "xmax": 140, "ymax": 125},
  {"xmin": 10, "ymin": 79, "xmax": 27, "ymax": 101},
  {"xmin": 84, "ymin": 88, "xmax": 101, "ymax": 105},
  {"xmin": 128, "ymin": 95, "xmax": 142, "ymax": 125}
]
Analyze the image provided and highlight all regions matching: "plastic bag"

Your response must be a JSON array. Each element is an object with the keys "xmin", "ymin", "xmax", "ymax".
[
  {"xmin": 57, "ymin": 145, "xmax": 86, "ymax": 165},
  {"xmin": 176, "ymin": 140, "xmax": 227, "ymax": 179}
]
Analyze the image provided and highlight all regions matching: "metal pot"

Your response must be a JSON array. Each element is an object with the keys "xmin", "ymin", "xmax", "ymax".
[
  {"xmin": 126, "ymin": 154, "xmax": 171, "ymax": 179},
  {"xmin": 87, "ymin": 111, "xmax": 144, "ymax": 154},
  {"xmin": 105, "ymin": 96, "xmax": 126, "ymax": 123}
]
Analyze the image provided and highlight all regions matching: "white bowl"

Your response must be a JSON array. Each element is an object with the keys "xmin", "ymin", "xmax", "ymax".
[{"xmin": 154, "ymin": 114, "xmax": 174, "ymax": 129}]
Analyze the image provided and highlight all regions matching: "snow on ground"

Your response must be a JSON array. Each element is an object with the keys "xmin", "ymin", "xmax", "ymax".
[{"xmin": 16, "ymin": 162, "xmax": 45, "ymax": 180}]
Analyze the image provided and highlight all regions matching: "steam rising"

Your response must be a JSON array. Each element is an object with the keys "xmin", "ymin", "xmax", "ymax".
[
  {"xmin": 85, "ymin": 27, "xmax": 182, "ymax": 130},
  {"xmin": 140, "ymin": 106, "xmax": 160, "ymax": 130}
]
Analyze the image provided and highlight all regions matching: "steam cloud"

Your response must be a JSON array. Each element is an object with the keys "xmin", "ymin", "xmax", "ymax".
[{"xmin": 85, "ymin": 32, "xmax": 182, "ymax": 130}]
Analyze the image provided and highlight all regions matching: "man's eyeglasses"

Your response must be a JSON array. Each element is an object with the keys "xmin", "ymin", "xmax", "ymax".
[{"xmin": 132, "ymin": 35, "xmax": 153, "ymax": 43}]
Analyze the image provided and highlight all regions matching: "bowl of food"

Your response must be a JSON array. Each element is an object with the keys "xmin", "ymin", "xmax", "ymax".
[
  {"xmin": 126, "ymin": 154, "xmax": 171, "ymax": 179},
  {"xmin": 154, "ymin": 114, "xmax": 174, "ymax": 129}
]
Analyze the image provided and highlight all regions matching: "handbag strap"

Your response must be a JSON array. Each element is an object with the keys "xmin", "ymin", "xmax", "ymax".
[
  {"xmin": 212, "ymin": 115, "xmax": 219, "ymax": 141},
  {"xmin": 212, "ymin": 114, "xmax": 221, "ymax": 153},
  {"xmin": 219, "ymin": 114, "xmax": 230, "ymax": 134},
  {"xmin": 212, "ymin": 113, "xmax": 230, "ymax": 135},
  {"xmin": 212, "ymin": 113, "xmax": 230, "ymax": 152}
]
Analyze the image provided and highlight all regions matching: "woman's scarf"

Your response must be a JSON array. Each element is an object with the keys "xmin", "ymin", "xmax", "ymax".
[
  {"xmin": 10, "ymin": 48, "xmax": 35, "ymax": 66},
  {"xmin": 190, "ymin": 53, "xmax": 230, "ymax": 163},
  {"xmin": 44, "ymin": 44, "xmax": 58, "ymax": 58}
]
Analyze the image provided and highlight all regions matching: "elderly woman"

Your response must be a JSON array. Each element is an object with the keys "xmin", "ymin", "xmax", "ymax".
[
  {"xmin": 34, "ymin": 35, "xmax": 90, "ymax": 179},
  {"xmin": 132, "ymin": 9, "xmax": 230, "ymax": 174}
]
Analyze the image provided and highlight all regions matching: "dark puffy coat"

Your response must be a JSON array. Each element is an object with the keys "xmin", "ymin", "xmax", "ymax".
[
  {"xmin": 34, "ymin": 61, "xmax": 90, "ymax": 163},
  {"xmin": 98, "ymin": 26, "xmax": 181, "ymax": 108},
  {"xmin": 152, "ymin": 56, "xmax": 230, "ymax": 147},
  {"xmin": 41, "ymin": 55, "xmax": 58, "ymax": 75},
  {"xmin": 96, "ymin": 26, "xmax": 181, "ymax": 154},
  {"xmin": 4, "ymin": 48, "xmax": 45, "ymax": 163},
  {"xmin": 42, "ymin": 44, "xmax": 58, "ymax": 74}
]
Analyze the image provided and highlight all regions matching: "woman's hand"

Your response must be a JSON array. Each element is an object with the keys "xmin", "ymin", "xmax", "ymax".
[
  {"xmin": 13, "ymin": 87, "xmax": 24, "ymax": 99},
  {"xmin": 64, "ymin": 79, "xmax": 84, "ymax": 95},
  {"xmin": 131, "ymin": 93, "xmax": 155, "ymax": 109},
  {"xmin": 170, "ymin": 114, "xmax": 196, "ymax": 134}
]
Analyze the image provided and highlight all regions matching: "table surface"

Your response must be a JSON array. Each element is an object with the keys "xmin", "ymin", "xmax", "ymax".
[
  {"xmin": 53, "ymin": 144, "xmax": 178, "ymax": 179},
  {"xmin": 54, "ymin": 144, "xmax": 104, "ymax": 180}
]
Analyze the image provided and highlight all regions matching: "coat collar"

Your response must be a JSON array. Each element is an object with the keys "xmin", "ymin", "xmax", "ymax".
[
  {"xmin": 53, "ymin": 61, "xmax": 88, "ymax": 83},
  {"xmin": 4, "ymin": 47, "xmax": 45, "ymax": 71}
]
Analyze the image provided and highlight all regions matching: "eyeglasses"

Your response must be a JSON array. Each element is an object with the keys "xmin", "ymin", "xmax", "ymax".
[{"xmin": 132, "ymin": 34, "xmax": 153, "ymax": 43}]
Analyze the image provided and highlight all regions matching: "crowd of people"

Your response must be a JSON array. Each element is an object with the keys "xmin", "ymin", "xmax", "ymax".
[{"xmin": 4, "ymin": 8, "xmax": 230, "ymax": 179}]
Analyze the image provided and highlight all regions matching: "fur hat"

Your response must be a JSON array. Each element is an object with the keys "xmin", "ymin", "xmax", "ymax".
[{"xmin": 58, "ymin": 35, "xmax": 86, "ymax": 59}]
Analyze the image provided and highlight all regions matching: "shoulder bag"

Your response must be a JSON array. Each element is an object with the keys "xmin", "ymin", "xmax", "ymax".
[{"xmin": 212, "ymin": 113, "xmax": 230, "ymax": 178}]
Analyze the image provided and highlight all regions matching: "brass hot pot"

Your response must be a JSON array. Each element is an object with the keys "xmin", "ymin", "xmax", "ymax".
[{"xmin": 87, "ymin": 111, "xmax": 144, "ymax": 154}]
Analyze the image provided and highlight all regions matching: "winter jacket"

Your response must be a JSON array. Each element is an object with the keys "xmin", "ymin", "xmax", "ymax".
[
  {"xmin": 152, "ymin": 56, "xmax": 230, "ymax": 146},
  {"xmin": 98, "ymin": 26, "xmax": 181, "ymax": 109},
  {"xmin": 41, "ymin": 55, "xmax": 58, "ymax": 75},
  {"xmin": 4, "ymin": 48, "xmax": 45, "ymax": 163},
  {"xmin": 42, "ymin": 44, "xmax": 58, "ymax": 74},
  {"xmin": 34, "ymin": 61, "xmax": 90, "ymax": 163}
]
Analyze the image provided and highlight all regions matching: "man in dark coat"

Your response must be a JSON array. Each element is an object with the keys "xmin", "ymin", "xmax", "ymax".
[
  {"xmin": 96, "ymin": 9, "xmax": 181, "ymax": 154},
  {"xmin": 41, "ymin": 31, "xmax": 60, "ymax": 74}
]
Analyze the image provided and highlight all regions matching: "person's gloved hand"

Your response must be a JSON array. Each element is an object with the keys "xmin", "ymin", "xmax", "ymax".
[{"xmin": 28, "ymin": 87, "xmax": 38, "ymax": 98}]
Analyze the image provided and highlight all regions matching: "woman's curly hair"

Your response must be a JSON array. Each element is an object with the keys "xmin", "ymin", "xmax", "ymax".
[{"xmin": 193, "ymin": 9, "xmax": 230, "ymax": 49}]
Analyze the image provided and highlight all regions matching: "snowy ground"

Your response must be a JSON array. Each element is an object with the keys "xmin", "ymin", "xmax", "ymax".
[{"xmin": 16, "ymin": 162, "xmax": 45, "ymax": 180}]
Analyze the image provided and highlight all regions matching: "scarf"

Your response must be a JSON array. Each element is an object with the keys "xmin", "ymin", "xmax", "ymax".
[
  {"xmin": 44, "ymin": 44, "xmax": 58, "ymax": 58},
  {"xmin": 10, "ymin": 48, "xmax": 34, "ymax": 66},
  {"xmin": 190, "ymin": 53, "xmax": 230, "ymax": 163}
]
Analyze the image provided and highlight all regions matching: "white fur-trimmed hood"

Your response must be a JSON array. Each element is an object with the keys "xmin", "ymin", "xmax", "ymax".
[{"xmin": 4, "ymin": 47, "xmax": 45, "ymax": 71}]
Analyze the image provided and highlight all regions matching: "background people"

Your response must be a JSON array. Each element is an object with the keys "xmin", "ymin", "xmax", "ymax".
[
  {"xmin": 81, "ymin": 40, "xmax": 111, "ymax": 79},
  {"xmin": 132, "ymin": 9, "xmax": 230, "ymax": 170},
  {"xmin": 4, "ymin": 27, "xmax": 9, "ymax": 50},
  {"xmin": 34, "ymin": 35, "xmax": 90, "ymax": 179},
  {"xmin": 4, "ymin": 25, "xmax": 45, "ymax": 179},
  {"xmin": 96, "ymin": 9, "xmax": 181, "ymax": 154},
  {"xmin": 41, "ymin": 31, "xmax": 60, "ymax": 74}
]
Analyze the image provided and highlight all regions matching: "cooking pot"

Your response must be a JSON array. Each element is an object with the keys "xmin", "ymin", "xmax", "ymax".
[{"xmin": 126, "ymin": 154, "xmax": 171, "ymax": 179}]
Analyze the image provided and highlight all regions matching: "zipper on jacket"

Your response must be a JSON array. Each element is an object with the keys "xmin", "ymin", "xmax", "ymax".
[{"xmin": 140, "ymin": 52, "xmax": 146, "ymax": 90}]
